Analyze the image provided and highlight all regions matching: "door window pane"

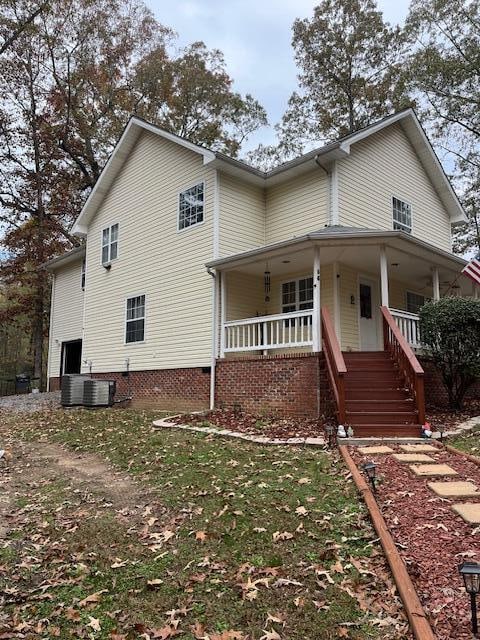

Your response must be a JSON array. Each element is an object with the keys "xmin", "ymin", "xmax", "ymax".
[{"xmin": 360, "ymin": 284, "xmax": 372, "ymax": 319}]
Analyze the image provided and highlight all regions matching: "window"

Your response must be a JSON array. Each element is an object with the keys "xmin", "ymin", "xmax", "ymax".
[
  {"xmin": 406, "ymin": 291, "xmax": 425, "ymax": 314},
  {"xmin": 81, "ymin": 258, "xmax": 86, "ymax": 290},
  {"xmin": 102, "ymin": 223, "xmax": 119, "ymax": 264},
  {"xmin": 360, "ymin": 283, "xmax": 372, "ymax": 319},
  {"xmin": 179, "ymin": 183, "xmax": 204, "ymax": 230},
  {"xmin": 126, "ymin": 295, "xmax": 145, "ymax": 343},
  {"xmin": 282, "ymin": 277, "xmax": 314, "ymax": 325},
  {"xmin": 392, "ymin": 197, "xmax": 412, "ymax": 233}
]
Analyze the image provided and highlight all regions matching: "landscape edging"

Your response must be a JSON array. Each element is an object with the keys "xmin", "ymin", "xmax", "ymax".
[
  {"xmin": 152, "ymin": 417, "xmax": 325, "ymax": 446},
  {"xmin": 339, "ymin": 445, "xmax": 436, "ymax": 640}
]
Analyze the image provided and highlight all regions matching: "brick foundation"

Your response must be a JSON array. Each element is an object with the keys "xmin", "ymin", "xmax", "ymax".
[
  {"xmin": 49, "ymin": 366, "xmax": 211, "ymax": 411},
  {"xmin": 419, "ymin": 357, "xmax": 480, "ymax": 409},
  {"xmin": 48, "ymin": 354, "xmax": 478, "ymax": 417},
  {"xmin": 215, "ymin": 353, "xmax": 326, "ymax": 419}
]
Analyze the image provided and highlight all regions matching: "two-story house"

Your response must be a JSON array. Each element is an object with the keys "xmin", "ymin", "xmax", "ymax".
[{"xmin": 45, "ymin": 109, "xmax": 477, "ymax": 436}]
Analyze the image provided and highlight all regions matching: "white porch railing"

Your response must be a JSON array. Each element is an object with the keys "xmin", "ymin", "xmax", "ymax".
[
  {"xmin": 223, "ymin": 310, "xmax": 313, "ymax": 353},
  {"xmin": 389, "ymin": 308, "xmax": 422, "ymax": 349}
]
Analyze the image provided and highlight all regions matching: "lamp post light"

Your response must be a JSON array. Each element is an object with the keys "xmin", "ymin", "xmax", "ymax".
[
  {"xmin": 325, "ymin": 424, "xmax": 336, "ymax": 448},
  {"xmin": 362, "ymin": 461, "xmax": 377, "ymax": 493},
  {"xmin": 438, "ymin": 424, "xmax": 445, "ymax": 443},
  {"xmin": 459, "ymin": 561, "xmax": 480, "ymax": 637}
]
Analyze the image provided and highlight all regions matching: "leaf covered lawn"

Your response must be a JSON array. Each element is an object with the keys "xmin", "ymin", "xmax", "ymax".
[{"xmin": 0, "ymin": 408, "xmax": 410, "ymax": 639}]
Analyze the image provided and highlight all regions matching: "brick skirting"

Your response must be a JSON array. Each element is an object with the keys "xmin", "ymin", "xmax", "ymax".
[
  {"xmin": 215, "ymin": 353, "xmax": 326, "ymax": 419},
  {"xmin": 419, "ymin": 356, "xmax": 480, "ymax": 409},
  {"xmin": 49, "ymin": 366, "xmax": 211, "ymax": 411},
  {"xmin": 48, "ymin": 354, "xmax": 478, "ymax": 417}
]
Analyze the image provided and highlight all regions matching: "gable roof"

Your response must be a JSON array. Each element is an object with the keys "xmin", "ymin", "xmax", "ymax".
[{"xmin": 72, "ymin": 109, "xmax": 466, "ymax": 236}]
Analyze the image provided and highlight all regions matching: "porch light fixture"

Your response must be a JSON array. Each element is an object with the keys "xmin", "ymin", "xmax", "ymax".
[
  {"xmin": 264, "ymin": 264, "xmax": 271, "ymax": 302},
  {"xmin": 459, "ymin": 562, "xmax": 480, "ymax": 637},
  {"xmin": 362, "ymin": 462, "xmax": 377, "ymax": 492}
]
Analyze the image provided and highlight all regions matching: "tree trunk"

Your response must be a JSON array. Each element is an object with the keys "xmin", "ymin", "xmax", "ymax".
[{"xmin": 32, "ymin": 278, "xmax": 44, "ymax": 389}]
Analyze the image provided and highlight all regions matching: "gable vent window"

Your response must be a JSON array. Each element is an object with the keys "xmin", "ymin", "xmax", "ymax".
[
  {"xmin": 126, "ymin": 295, "xmax": 145, "ymax": 343},
  {"xmin": 392, "ymin": 197, "xmax": 412, "ymax": 233},
  {"xmin": 102, "ymin": 223, "xmax": 119, "ymax": 264},
  {"xmin": 179, "ymin": 183, "xmax": 204, "ymax": 230}
]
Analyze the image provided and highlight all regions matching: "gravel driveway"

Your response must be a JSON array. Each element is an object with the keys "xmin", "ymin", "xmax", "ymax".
[{"xmin": 0, "ymin": 391, "xmax": 60, "ymax": 413}]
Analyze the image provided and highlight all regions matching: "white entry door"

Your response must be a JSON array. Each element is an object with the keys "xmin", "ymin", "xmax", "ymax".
[{"xmin": 359, "ymin": 278, "xmax": 379, "ymax": 351}]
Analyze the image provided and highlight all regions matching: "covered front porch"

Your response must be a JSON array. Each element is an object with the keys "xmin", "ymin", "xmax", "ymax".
[{"xmin": 208, "ymin": 229, "xmax": 475, "ymax": 358}]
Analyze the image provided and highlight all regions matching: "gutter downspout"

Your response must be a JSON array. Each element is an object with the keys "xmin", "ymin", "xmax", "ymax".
[
  {"xmin": 207, "ymin": 267, "xmax": 217, "ymax": 411},
  {"xmin": 315, "ymin": 155, "xmax": 338, "ymax": 226}
]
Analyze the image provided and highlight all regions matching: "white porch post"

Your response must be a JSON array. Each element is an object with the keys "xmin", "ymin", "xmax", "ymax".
[
  {"xmin": 312, "ymin": 246, "xmax": 321, "ymax": 351},
  {"xmin": 432, "ymin": 267, "xmax": 440, "ymax": 302},
  {"xmin": 380, "ymin": 245, "xmax": 389, "ymax": 307},
  {"xmin": 333, "ymin": 261, "xmax": 341, "ymax": 343},
  {"xmin": 210, "ymin": 270, "xmax": 220, "ymax": 410},
  {"xmin": 220, "ymin": 271, "xmax": 227, "ymax": 358}
]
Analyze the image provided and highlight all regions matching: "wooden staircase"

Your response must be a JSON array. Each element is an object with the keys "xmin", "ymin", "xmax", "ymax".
[
  {"xmin": 321, "ymin": 306, "xmax": 425, "ymax": 438},
  {"xmin": 342, "ymin": 351, "xmax": 421, "ymax": 437}
]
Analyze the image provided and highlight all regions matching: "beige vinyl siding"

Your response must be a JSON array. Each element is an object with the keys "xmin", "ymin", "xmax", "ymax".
[
  {"xmin": 265, "ymin": 170, "xmax": 329, "ymax": 244},
  {"xmin": 225, "ymin": 271, "xmax": 265, "ymax": 321},
  {"xmin": 339, "ymin": 264, "xmax": 360, "ymax": 351},
  {"xmin": 47, "ymin": 259, "xmax": 84, "ymax": 378},
  {"xmin": 219, "ymin": 173, "xmax": 265, "ymax": 257},
  {"xmin": 337, "ymin": 123, "xmax": 452, "ymax": 252},
  {"xmin": 81, "ymin": 130, "xmax": 215, "ymax": 373}
]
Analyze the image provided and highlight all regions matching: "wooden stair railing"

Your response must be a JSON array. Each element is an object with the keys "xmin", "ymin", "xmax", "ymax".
[
  {"xmin": 381, "ymin": 306, "xmax": 425, "ymax": 425},
  {"xmin": 321, "ymin": 307, "xmax": 347, "ymax": 423}
]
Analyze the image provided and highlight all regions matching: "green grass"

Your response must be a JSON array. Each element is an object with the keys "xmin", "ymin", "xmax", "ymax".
[
  {"xmin": 0, "ymin": 409, "xmax": 408, "ymax": 639},
  {"xmin": 448, "ymin": 423, "xmax": 480, "ymax": 456}
]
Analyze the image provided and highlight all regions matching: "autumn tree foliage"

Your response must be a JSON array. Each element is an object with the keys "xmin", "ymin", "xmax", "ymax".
[
  {"xmin": 0, "ymin": 0, "xmax": 267, "ymax": 386},
  {"xmin": 277, "ymin": 0, "xmax": 410, "ymax": 156},
  {"xmin": 405, "ymin": 0, "xmax": 480, "ymax": 256}
]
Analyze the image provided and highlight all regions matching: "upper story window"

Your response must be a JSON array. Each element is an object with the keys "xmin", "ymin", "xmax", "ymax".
[
  {"xmin": 81, "ymin": 258, "xmax": 86, "ymax": 290},
  {"xmin": 282, "ymin": 277, "xmax": 314, "ymax": 313},
  {"xmin": 406, "ymin": 291, "xmax": 425, "ymax": 314},
  {"xmin": 126, "ymin": 295, "xmax": 145, "ymax": 343},
  {"xmin": 392, "ymin": 197, "xmax": 412, "ymax": 234},
  {"xmin": 102, "ymin": 223, "xmax": 119, "ymax": 264},
  {"xmin": 179, "ymin": 183, "xmax": 204, "ymax": 231}
]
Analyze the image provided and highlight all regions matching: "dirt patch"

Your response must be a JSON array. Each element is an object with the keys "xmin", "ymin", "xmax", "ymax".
[{"xmin": 0, "ymin": 438, "xmax": 162, "ymax": 541}]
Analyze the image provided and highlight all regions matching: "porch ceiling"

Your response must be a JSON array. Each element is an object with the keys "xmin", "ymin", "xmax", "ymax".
[{"xmin": 209, "ymin": 232, "xmax": 473, "ymax": 297}]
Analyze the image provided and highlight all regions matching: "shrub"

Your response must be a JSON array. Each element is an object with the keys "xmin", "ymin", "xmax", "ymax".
[{"xmin": 419, "ymin": 297, "xmax": 480, "ymax": 410}]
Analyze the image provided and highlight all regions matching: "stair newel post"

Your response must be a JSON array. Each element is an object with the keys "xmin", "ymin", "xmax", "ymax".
[
  {"xmin": 416, "ymin": 374, "xmax": 426, "ymax": 425},
  {"xmin": 337, "ymin": 371, "xmax": 346, "ymax": 424}
]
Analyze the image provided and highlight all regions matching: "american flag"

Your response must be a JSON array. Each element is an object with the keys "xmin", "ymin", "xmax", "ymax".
[{"xmin": 462, "ymin": 258, "xmax": 480, "ymax": 286}]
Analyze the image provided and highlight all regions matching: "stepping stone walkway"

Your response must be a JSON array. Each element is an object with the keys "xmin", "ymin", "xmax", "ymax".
[
  {"xmin": 409, "ymin": 463, "xmax": 458, "ymax": 477},
  {"xmin": 452, "ymin": 503, "xmax": 480, "ymax": 525},
  {"xmin": 428, "ymin": 481, "xmax": 480, "ymax": 498},
  {"xmin": 357, "ymin": 445, "xmax": 394, "ymax": 454},
  {"xmin": 399, "ymin": 444, "xmax": 438, "ymax": 453},
  {"xmin": 392, "ymin": 453, "xmax": 435, "ymax": 463}
]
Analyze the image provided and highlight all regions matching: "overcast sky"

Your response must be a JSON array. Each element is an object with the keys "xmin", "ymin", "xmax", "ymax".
[{"xmin": 148, "ymin": 0, "xmax": 411, "ymax": 151}]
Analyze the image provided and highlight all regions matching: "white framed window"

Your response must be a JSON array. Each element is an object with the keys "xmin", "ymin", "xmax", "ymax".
[
  {"xmin": 281, "ymin": 277, "xmax": 314, "ymax": 313},
  {"xmin": 81, "ymin": 258, "xmax": 86, "ymax": 290},
  {"xmin": 102, "ymin": 223, "xmax": 119, "ymax": 264},
  {"xmin": 406, "ymin": 291, "xmax": 425, "ymax": 314},
  {"xmin": 392, "ymin": 197, "xmax": 412, "ymax": 233},
  {"xmin": 178, "ymin": 182, "xmax": 204, "ymax": 231},
  {"xmin": 125, "ymin": 295, "xmax": 145, "ymax": 343}
]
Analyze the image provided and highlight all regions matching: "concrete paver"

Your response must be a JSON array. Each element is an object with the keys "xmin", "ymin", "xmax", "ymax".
[
  {"xmin": 399, "ymin": 444, "xmax": 438, "ymax": 453},
  {"xmin": 392, "ymin": 453, "xmax": 436, "ymax": 463},
  {"xmin": 357, "ymin": 445, "xmax": 394, "ymax": 455},
  {"xmin": 428, "ymin": 481, "xmax": 480, "ymax": 498},
  {"xmin": 410, "ymin": 464, "xmax": 458, "ymax": 477},
  {"xmin": 452, "ymin": 503, "xmax": 480, "ymax": 524}
]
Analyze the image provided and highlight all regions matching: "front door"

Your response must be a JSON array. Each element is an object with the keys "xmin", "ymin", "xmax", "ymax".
[{"xmin": 359, "ymin": 279, "xmax": 379, "ymax": 351}]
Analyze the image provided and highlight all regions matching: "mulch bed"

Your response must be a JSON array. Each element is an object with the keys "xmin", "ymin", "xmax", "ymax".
[
  {"xmin": 426, "ymin": 399, "xmax": 480, "ymax": 433},
  {"xmin": 170, "ymin": 409, "xmax": 327, "ymax": 439},
  {"xmin": 351, "ymin": 444, "xmax": 480, "ymax": 640}
]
